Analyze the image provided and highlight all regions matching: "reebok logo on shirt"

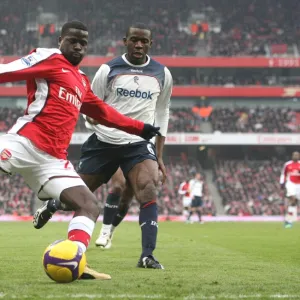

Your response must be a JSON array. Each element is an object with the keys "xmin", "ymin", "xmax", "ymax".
[{"xmin": 116, "ymin": 88, "xmax": 153, "ymax": 100}]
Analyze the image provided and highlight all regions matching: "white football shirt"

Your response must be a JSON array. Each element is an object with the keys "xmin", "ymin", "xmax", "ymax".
[
  {"xmin": 85, "ymin": 54, "xmax": 173, "ymax": 144},
  {"xmin": 189, "ymin": 179, "xmax": 204, "ymax": 198}
]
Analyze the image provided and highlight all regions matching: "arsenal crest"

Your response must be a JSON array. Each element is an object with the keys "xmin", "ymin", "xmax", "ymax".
[{"xmin": 0, "ymin": 149, "xmax": 12, "ymax": 161}]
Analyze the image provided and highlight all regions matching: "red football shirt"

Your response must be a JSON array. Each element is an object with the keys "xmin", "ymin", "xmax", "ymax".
[
  {"xmin": 280, "ymin": 160, "xmax": 300, "ymax": 184},
  {"xmin": 0, "ymin": 48, "xmax": 144, "ymax": 159}
]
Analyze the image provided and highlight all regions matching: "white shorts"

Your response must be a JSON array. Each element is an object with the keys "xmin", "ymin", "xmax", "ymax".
[
  {"xmin": 0, "ymin": 134, "xmax": 86, "ymax": 200},
  {"xmin": 183, "ymin": 196, "xmax": 192, "ymax": 207},
  {"xmin": 286, "ymin": 181, "xmax": 300, "ymax": 200}
]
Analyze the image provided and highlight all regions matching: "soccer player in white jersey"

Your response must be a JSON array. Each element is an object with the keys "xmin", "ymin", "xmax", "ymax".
[
  {"xmin": 33, "ymin": 22, "xmax": 173, "ymax": 269},
  {"xmin": 187, "ymin": 173, "xmax": 204, "ymax": 224},
  {"xmin": 280, "ymin": 151, "xmax": 300, "ymax": 228}
]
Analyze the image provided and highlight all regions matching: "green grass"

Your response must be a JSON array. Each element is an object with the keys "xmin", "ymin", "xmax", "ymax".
[{"xmin": 0, "ymin": 222, "xmax": 300, "ymax": 300}]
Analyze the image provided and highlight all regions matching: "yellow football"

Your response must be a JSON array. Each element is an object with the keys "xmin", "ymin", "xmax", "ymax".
[{"xmin": 43, "ymin": 239, "xmax": 86, "ymax": 283}]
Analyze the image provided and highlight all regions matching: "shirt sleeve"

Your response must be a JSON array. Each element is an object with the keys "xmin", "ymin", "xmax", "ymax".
[
  {"xmin": 91, "ymin": 64, "xmax": 110, "ymax": 99},
  {"xmin": 155, "ymin": 67, "xmax": 173, "ymax": 137},
  {"xmin": 83, "ymin": 64, "xmax": 110, "ymax": 128},
  {"xmin": 280, "ymin": 163, "xmax": 287, "ymax": 185},
  {"xmin": 0, "ymin": 48, "xmax": 60, "ymax": 83},
  {"xmin": 80, "ymin": 76, "xmax": 144, "ymax": 136},
  {"xmin": 178, "ymin": 182, "xmax": 186, "ymax": 195}
]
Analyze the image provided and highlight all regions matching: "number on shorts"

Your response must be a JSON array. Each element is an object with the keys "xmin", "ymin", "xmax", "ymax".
[{"xmin": 147, "ymin": 143, "xmax": 155, "ymax": 155}]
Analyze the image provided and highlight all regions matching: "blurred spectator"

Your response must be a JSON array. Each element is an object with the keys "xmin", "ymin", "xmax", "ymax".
[{"xmin": 0, "ymin": 107, "xmax": 24, "ymax": 131}]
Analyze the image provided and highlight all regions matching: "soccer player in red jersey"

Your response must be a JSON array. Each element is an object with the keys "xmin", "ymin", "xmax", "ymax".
[
  {"xmin": 280, "ymin": 151, "xmax": 300, "ymax": 228},
  {"xmin": 178, "ymin": 180, "xmax": 192, "ymax": 217},
  {"xmin": 0, "ymin": 20, "xmax": 160, "ymax": 279}
]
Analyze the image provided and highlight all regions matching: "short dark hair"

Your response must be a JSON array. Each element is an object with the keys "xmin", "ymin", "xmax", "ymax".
[
  {"xmin": 126, "ymin": 22, "xmax": 152, "ymax": 38},
  {"xmin": 61, "ymin": 20, "xmax": 88, "ymax": 37}
]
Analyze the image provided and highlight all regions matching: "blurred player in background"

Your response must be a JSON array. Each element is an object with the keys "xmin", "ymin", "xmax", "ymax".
[
  {"xmin": 34, "ymin": 22, "xmax": 173, "ymax": 269},
  {"xmin": 178, "ymin": 179, "xmax": 192, "ymax": 218},
  {"xmin": 280, "ymin": 151, "xmax": 300, "ymax": 228},
  {"xmin": 186, "ymin": 173, "xmax": 204, "ymax": 224},
  {"xmin": 0, "ymin": 20, "xmax": 160, "ymax": 279}
]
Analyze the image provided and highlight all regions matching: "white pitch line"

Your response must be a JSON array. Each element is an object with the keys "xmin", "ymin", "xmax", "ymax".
[
  {"xmin": 1, "ymin": 294, "xmax": 300, "ymax": 300},
  {"xmin": 0, "ymin": 295, "xmax": 168, "ymax": 299},
  {"xmin": 184, "ymin": 295, "xmax": 300, "ymax": 300}
]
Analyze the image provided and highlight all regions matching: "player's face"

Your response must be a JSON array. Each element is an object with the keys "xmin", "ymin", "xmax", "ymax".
[
  {"xmin": 124, "ymin": 28, "xmax": 152, "ymax": 65},
  {"xmin": 59, "ymin": 29, "xmax": 88, "ymax": 66},
  {"xmin": 292, "ymin": 152, "xmax": 299, "ymax": 161}
]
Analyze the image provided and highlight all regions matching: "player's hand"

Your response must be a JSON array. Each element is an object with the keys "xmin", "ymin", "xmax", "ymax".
[
  {"xmin": 141, "ymin": 124, "xmax": 161, "ymax": 140},
  {"xmin": 86, "ymin": 116, "xmax": 99, "ymax": 125},
  {"xmin": 157, "ymin": 158, "xmax": 167, "ymax": 184}
]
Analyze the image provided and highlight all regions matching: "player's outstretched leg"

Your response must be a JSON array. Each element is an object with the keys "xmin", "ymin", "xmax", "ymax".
[
  {"xmin": 95, "ymin": 169, "xmax": 125, "ymax": 248},
  {"xmin": 33, "ymin": 173, "xmax": 106, "ymax": 229},
  {"xmin": 127, "ymin": 159, "xmax": 164, "ymax": 269},
  {"xmin": 42, "ymin": 179, "xmax": 111, "ymax": 280}
]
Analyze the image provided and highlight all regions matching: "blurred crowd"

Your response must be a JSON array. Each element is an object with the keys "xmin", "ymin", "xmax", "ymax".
[
  {"xmin": 0, "ymin": 159, "xmax": 215, "ymax": 216},
  {"xmin": 1, "ymin": 0, "xmax": 300, "ymax": 56},
  {"xmin": 214, "ymin": 159, "xmax": 285, "ymax": 216},
  {"xmin": 0, "ymin": 174, "xmax": 34, "ymax": 215},
  {"xmin": 1, "ymin": 106, "xmax": 299, "ymax": 134},
  {"xmin": 211, "ymin": 107, "xmax": 300, "ymax": 133},
  {"xmin": 207, "ymin": 0, "xmax": 300, "ymax": 56},
  {"xmin": 0, "ymin": 0, "xmax": 197, "ymax": 56}
]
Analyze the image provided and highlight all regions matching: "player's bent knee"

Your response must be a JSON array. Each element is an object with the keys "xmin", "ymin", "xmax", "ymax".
[
  {"xmin": 54, "ymin": 184, "xmax": 100, "ymax": 221},
  {"xmin": 137, "ymin": 179, "xmax": 158, "ymax": 203}
]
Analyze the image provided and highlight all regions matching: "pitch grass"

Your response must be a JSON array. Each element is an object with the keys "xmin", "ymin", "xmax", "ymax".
[{"xmin": 0, "ymin": 222, "xmax": 300, "ymax": 300}]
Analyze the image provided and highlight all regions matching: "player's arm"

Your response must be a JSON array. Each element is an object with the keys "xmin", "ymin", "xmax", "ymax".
[
  {"xmin": 154, "ymin": 67, "xmax": 173, "ymax": 184},
  {"xmin": 0, "ymin": 49, "xmax": 58, "ymax": 83},
  {"xmin": 178, "ymin": 182, "xmax": 186, "ymax": 195},
  {"xmin": 81, "ymin": 78, "xmax": 160, "ymax": 140},
  {"xmin": 280, "ymin": 163, "xmax": 287, "ymax": 189}
]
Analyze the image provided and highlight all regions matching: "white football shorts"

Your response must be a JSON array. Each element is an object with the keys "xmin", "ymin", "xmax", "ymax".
[
  {"xmin": 0, "ymin": 133, "xmax": 86, "ymax": 200},
  {"xmin": 285, "ymin": 181, "xmax": 300, "ymax": 200}
]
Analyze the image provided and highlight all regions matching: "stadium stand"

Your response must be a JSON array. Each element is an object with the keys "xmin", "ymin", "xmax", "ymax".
[
  {"xmin": 214, "ymin": 159, "xmax": 285, "ymax": 216},
  {"xmin": 210, "ymin": 107, "xmax": 300, "ymax": 133},
  {"xmin": 0, "ymin": 174, "xmax": 34, "ymax": 215},
  {"xmin": 0, "ymin": 160, "xmax": 215, "ymax": 216},
  {"xmin": 1, "ymin": 0, "xmax": 300, "ymax": 56}
]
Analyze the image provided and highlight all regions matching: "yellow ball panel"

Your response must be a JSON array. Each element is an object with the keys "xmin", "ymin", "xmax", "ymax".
[
  {"xmin": 48, "ymin": 240, "xmax": 79, "ymax": 260},
  {"xmin": 45, "ymin": 264, "xmax": 74, "ymax": 283}
]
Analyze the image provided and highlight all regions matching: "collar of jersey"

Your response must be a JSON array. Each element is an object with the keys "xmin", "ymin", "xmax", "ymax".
[{"xmin": 122, "ymin": 53, "xmax": 151, "ymax": 67}]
